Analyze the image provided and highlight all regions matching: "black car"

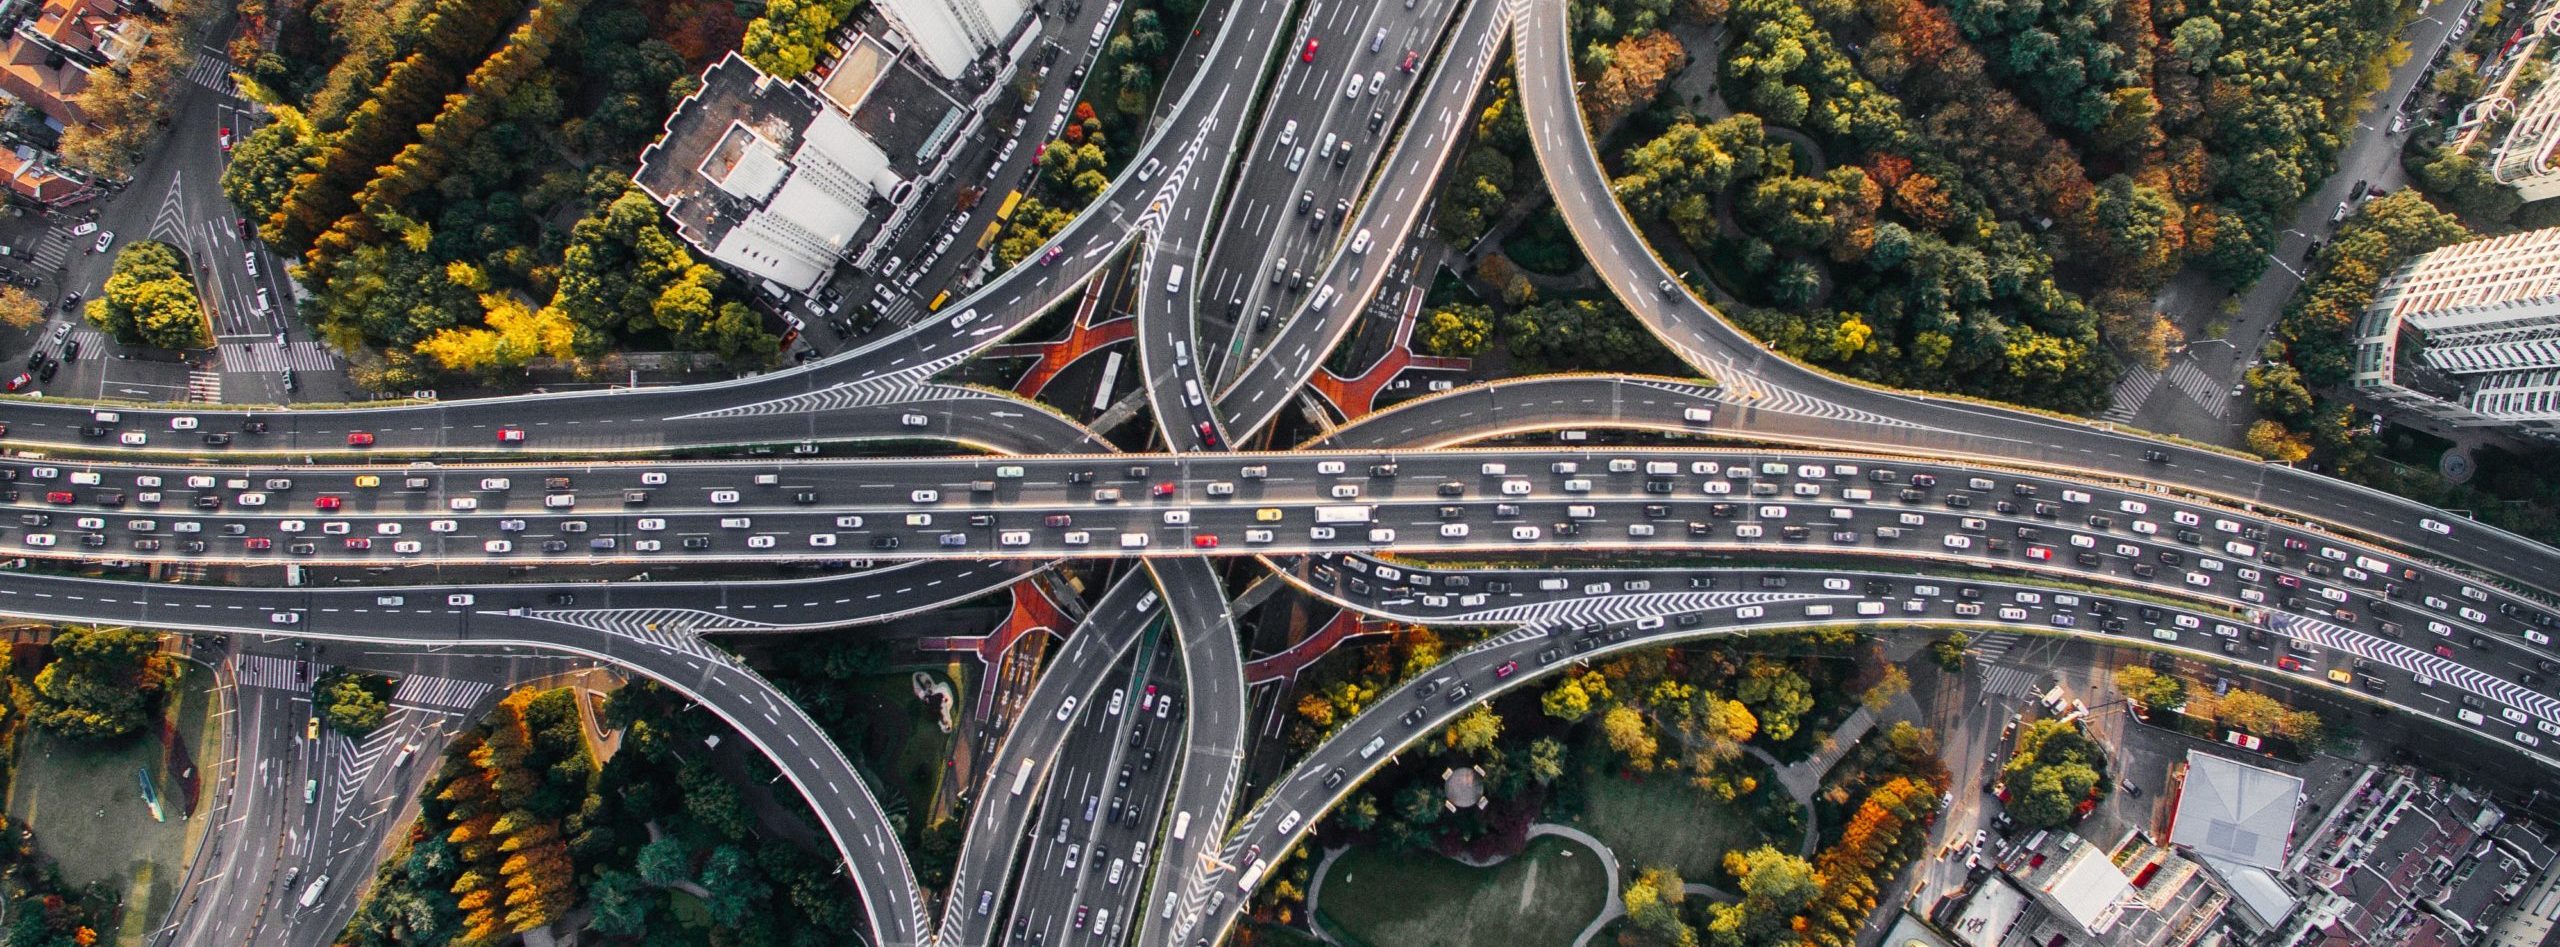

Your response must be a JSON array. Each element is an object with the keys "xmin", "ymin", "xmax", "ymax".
[
  {"xmin": 36, "ymin": 358, "xmax": 56, "ymax": 381},
  {"xmin": 60, "ymin": 339, "xmax": 77, "ymax": 360},
  {"xmin": 871, "ymin": 536, "xmax": 901, "ymax": 549},
  {"xmin": 205, "ymin": 431, "xmax": 232, "ymax": 445}
]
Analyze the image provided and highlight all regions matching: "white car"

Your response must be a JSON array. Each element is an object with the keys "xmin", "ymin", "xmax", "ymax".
[
  {"xmin": 479, "ymin": 478, "xmax": 511, "ymax": 491},
  {"xmin": 809, "ymin": 534, "xmax": 838, "ymax": 547},
  {"xmin": 394, "ymin": 540, "xmax": 423, "ymax": 554},
  {"xmin": 1310, "ymin": 526, "xmax": 1337, "ymax": 540},
  {"xmin": 22, "ymin": 533, "xmax": 52, "ymax": 547},
  {"xmin": 2420, "ymin": 518, "xmax": 2452, "ymax": 535},
  {"xmin": 1054, "ymin": 696, "xmax": 1080, "ymax": 722},
  {"xmin": 118, "ymin": 431, "xmax": 146, "ymax": 445},
  {"xmin": 641, "ymin": 472, "xmax": 669, "ymax": 485},
  {"xmin": 430, "ymin": 519, "xmax": 460, "ymax": 533},
  {"xmin": 1063, "ymin": 531, "xmax": 1091, "ymax": 545},
  {"xmin": 901, "ymin": 413, "xmax": 929, "ymax": 427},
  {"xmin": 633, "ymin": 539, "xmax": 662, "ymax": 551},
  {"xmin": 710, "ymin": 490, "xmax": 740, "ymax": 504},
  {"xmin": 747, "ymin": 535, "xmax": 776, "ymax": 548},
  {"xmin": 1245, "ymin": 528, "xmax": 1274, "ymax": 543},
  {"xmin": 1512, "ymin": 526, "xmax": 1541, "ymax": 540},
  {"xmin": 1439, "ymin": 523, "xmax": 1468, "ymax": 538},
  {"xmin": 912, "ymin": 489, "xmax": 940, "ymax": 503},
  {"xmin": 448, "ymin": 594, "xmax": 475, "ymax": 606},
  {"xmin": 637, "ymin": 518, "xmax": 666, "ymax": 531},
  {"xmin": 484, "ymin": 540, "xmax": 513, "ymax": 553},
  {"xmin": 169, "ymin": 417, "xmax": 197, "ymax": 430},
  {"xmin": 270, "ymin": 612, "xmax": 300, "ymax": 625},
  {"xmin": 834, "ymin": 515, "xmax": 865, "ymax": 528},
  {"xmin": 278, "ymin": 519, "xmax": 306, "ymax": 533}
]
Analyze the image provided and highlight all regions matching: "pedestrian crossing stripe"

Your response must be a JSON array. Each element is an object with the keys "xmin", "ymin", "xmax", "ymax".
[
  {"xmin": 2104, "ymin": 368, "xmax": 2160, "ymax": 424},
  {"xmin": 187, "ymin": 371, "xmax": 222, "ymax": 403},
  {"xmin": 391, "ymin": 673, "xmax": 493, "ymax": 711},
  {"xmin": 2166, "ymin": 359, "xmax": 2231, "ymax": 419},
  {"xmin": 217, "ymin": 341, "xmax": 340, "ymax": 373},
  {"xmin": 183, "ymin": 55, "xmax": 237, "ymax": 97},
  {"xmin": 232, "ymin": 653, "xmax": 314, "ymax": 690}
]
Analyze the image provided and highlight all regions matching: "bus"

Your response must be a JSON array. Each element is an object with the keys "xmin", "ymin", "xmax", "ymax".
[
  {"xmin": 929, "ymin": 291, "xmax": 951, "ymax": 312},
  {"xmin": 976, "ymin": 220, "xmax": 1002, "ymax": 251},
  {"xmin": 1170, "ymin": 810, "xmax": 1192, "ymax": 841},
  {"xmin": 1011, "ymin": 758, "xmax": 1036, "ymax": 796},
  {"xmin": 1313, "ymin": 505, "xmax": 1374, "ymax": 525},
  {"xmin": 1093, "ymin": 351, "xmax": 1125, "ymax": 414},
  {"xmin": 298, "ymin": 875, "xmax": 331, "ymax": 909},
  {"xmin": 995, "ymin": 190, "xmax": 1025, "ymax": 222}
]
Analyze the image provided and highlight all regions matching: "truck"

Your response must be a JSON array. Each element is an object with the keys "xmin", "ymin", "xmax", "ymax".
[
  {"xmin": 299, "ymin": 875, "xmax": 331, "ymax": 909},
  {"xmin": 1313, "ymin": 505, "xmax": 1374, "ymax": 525}
]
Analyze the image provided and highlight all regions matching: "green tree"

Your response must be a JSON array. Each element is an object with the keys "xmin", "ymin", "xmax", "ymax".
[
  {"xmin": 739, "ymin": 0, "xmax": 858, "ymax": 78},
  {"xmin": 222, "ymin": 110, "xmax": 318, "ymax": 241},
  {"xmin": 698, "ymin": 845, "xmax": 769, "ymax": 927},
  {"xmin": 585, "ymin": 869, "xmax": 658, "ymax": 936},
  {"xmin": 2001, "ymin": 719, "xmax": 2106, "ymax": 828},
  {"xmin": 1929, "ymin": 632, "xmax": 1969, "ymax": 671},
  {"xmin": 1444, "ymin": 703, "xmax": 1502, "ymax": 755},
  {"xmin": 27, "ymin": 625, "xmax": 171, "ymax": 740},
  {"xmin": 635, "ymin": 835, "xmax": 692, "ymax": 886},
  {"xmin": 1524, "ymin": 737, "xmax": 1568, "ymax": 784},
  {"xmin": 86, "ymin": 241, "xmax": 209, "ymax": 349},
  {"xmin": 317, "ymin": 671, "xmax": 392, "ymax": 735},
  {"xmin": 1734, "ymin": 657, "xmax": 1813, "ymax": 741}
]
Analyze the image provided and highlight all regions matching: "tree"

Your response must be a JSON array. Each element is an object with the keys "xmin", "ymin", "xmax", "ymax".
[
  {"xmin": 27, "ymin": 625, "xmax": 172, "ymax": 740},
  {"xmin": 1524, "ymin": 737, "xmax": 1567, "ymax": 784},
  {"xmin": 2002, "ymin": 719, "xmax": 2106, "ymax": 828},
  {"xmin": 2244, "ymin": 419, "xmax": 2312, "ymax": 463},
  {"xmin": 585, "ymin": 869, "xmax": 657, "ymax": 936},
  {"xmin": 635, "ymin": 835, "xmax": 691, "ymax": 886},
  {"xmin": 317, "ymin": 671, "xmax": 392, "ymax": 735},
  {"xmin": 1929, "ymin": 632, "xmax": 1969, "ymax": 671},
  {"xmin": 58, "ymin": 39, "xmax": 190, "ymax": 177},
  {"xmin": 1734, "ymin": 657, "xmax": 1813, "ymax": 741},
  {"xmin": 1420, "ymin": 303, "xmax": 1494, "ymax": 357},
  {"xmin": 0, "ymin": 286, "xmax": 43, "ymax": 330},
  {"xmin": 1861, "ymin": 666, "xmax": 1911, "ymax": 712},
  {"xmin": 1542, "ymin": 671, "xmax": 1605, "ymax": 721},
  {"xmin": 739, "ymin": 0, "xmax": 857, "ymax": 78},
  {"xmin": 1625, "ymin": 865, "xmax": 1696, "ymax": 944},
  {"xmin": 1444, "ymin": 704, "xmax": 1502, "ymax": 755},
  {"xmin": 2245, "ymin": 361, "xmax": 2315, "ymax": 423},
  {"xmin": 86, "ymin": 241, "xmax": 209, "ymax": 349},
  {"xmin": 1602, "ymin": 704, "xmax": 1659, "ymax": 771},
  {"xmin": 2113, "ymin": 666, "xmax": 2185, "ymax": 710},
  {"xmin": 2169, "ymin": 17, "xmax": 2222, "ymax": 67}
]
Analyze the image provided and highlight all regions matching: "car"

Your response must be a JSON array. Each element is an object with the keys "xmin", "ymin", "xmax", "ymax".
[
  {"xmin": 1055, "ymin": 696, "xmax": 1080, "ymax": 722},
  {"xmin": 1193, "ymin": 535, "xmax": 1219, "ymax": 548},
  {"xmin": 900, "ymin": 413, "xmax": 929, "ymax": 427},
  {"xmin": 497, "ymin": 427, "xmax": 527, "ymax": 443},
  {"xmin": 1196, "ymin": 421, "xmax": 1221, "ymax": 448},
  {"xmin": 1367, "ymin": 70, "xmax": 1385, "ymax": 94},
  {"xmin": 92, "ymin": 231, "xmax": 113, "ymax": 254},
  {"xmin": 4, "ymin": 373, "xmax": 27, "ymax": 392},
  {"xmin": 1040, "ymin": 245, "xmax": 1063, "ymax": 265},
  {"xmin": 346, "ymin": 432, "xmax": 375, "ymax": 446},
  {"xmin": 1401, "ymin": 49, "xmax": 1419, "ymax": 71},
  {"xmin": 118, "ymin": 431, "xmax": 145, "ymax": 445},
  {"xmin": 1302, "ymin": 38, "xmax": 1319, "ymax": 61},
  {"xmin": 1494, "ymin": 660, "xmax": 1518, "ymax": 678},
  {"xmin": 1151, "ymin": 481, "xmax": 1177, "ymax": 498},
  {"xmin": 314, "ymin": 496, "xmax": 341, "ymax": 511},
  {"xmin": 60, "ymin": 339, "xmax": 76, "ymax": 361},
  {"xmin": 2420, "ymin": 518, "xmax": 2452, "ymax": 535},
  {"xmin": 70, "ymin": 222, "xmax": 96, "ymax": 237}
]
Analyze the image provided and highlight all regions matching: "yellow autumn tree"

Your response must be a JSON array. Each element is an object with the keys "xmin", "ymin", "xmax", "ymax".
[{"xmin": 416, "ymin": 293, "xmax": 580, "ymax": 373}]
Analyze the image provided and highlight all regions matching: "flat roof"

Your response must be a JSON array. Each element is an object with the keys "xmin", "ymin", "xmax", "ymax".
[
  {"xmin": 2039, "ymin": 842, "xmax": 2135, "ymax": 934},
  {"xmin": 2172, "ymin": 750, "xmax": 2304, "ymax": 870}
]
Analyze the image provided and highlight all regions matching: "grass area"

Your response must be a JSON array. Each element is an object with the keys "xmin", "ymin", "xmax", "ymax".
[
  {"xmin": 5, "ymin": 661, "xmax": 218, "ymax": 946},
  {"xmin": 1571, "ymin": 737, "xmax": 1790, "ymax": 881},
  {"xmin": 847, "ymin": 670, "xmax": 958, "ymax": 822},
  {"xmin": 1315, "ymin": 835, "xmax": 1607, "ymax": 947}
]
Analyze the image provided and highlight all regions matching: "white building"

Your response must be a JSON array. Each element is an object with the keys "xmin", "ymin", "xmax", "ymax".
[
  {"xmin": 2349, "ymin": 225, "xmax": 2560, "ymax": 437},
  {"xmin": 876, "ymin": 0, "xmax": 1029, "ymax": 79},
  {"xmin": 635, "ymin": 53, "xmax": 905, "ymax": 294}
]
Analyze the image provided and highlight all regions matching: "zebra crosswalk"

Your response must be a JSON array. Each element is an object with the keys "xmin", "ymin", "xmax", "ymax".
[
  {"xmin": 65, "ymin": 327, "xmax": 105, "ymax": 355},
  {"xmin": 186, "ymin": 371, "xmax": 221, "ymax": 403},
  {"xmin": 1978, "ymin": 664, "xmax": 2042, "ymax": 700},
  {"xmin": 1970, "ymin": 630, "xmax": 2021, "ymax": 662},
  {"xmin": 233, "ymin": 653, "xmax": 314, "ymax": 690},
  {"xmin": 218, "ymin": 341, "xmax": 340, "ymax": 373},
  {"xmin": 2103, "ymin": 368, "xmax": 2160, "ymax": 423},
  {"xmin": 391, "ymin": 674, "xmax": 493, "ymax": 712},
  {"xmin": 27, "ymin": 226, "xmax": 69, "ymax": 272},
  {"xmin": 184, "ymin": 51, "xmax": 237, "ymax": 98},
  {"xmin": 2166, "ymin": 359, "xmax": 2230, "ymax": 419}
]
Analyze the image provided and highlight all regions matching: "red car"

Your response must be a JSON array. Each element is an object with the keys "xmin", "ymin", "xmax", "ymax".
[
  {"xmin": 1400, "ymin": 49, "xmax": 1419, "ymax": 71},
  {"xmin": 1495, "ymin": 660, "xmax": 1519, "ymax": 679},
  {"xmin": 245, "ymin": 537, "xmax": 273, "ymax": 550},
  {"xmin": 2275, "ymin": 655, "xmax": 2304, "ymax": 672},
  {"xmin": 346, "ymin": 432, "xmax": 375, "ymax": 446},
  {"xmin": 5, "ymin": 373, "xmax": 28, "ymax": 392},
  {"xmin": 1151, "ymin": 481, "xmax": 1177, "ymax": 498},
  {"xmin": 1193, "ymin": 535, "xmax": 1219, "ymax": 548},
  {"xmin": 1302, "ymin": 39, "xmax": 1319, "ymax": 61},
  {"xmin": 314, "ymin": 496, "xmax": 342, "ymax": 511},
  {"xmin": 1044, "ymin": 514, "xmax": 1073, "ymax": 528},
  {"xmin": 1196, "ymin": 421, "xmax": 1221, "ymax": 448},
  {"xmin": 344, "ymin": 537, "xmax": 372, "ymax": 549},
  {"xmin": 44, "ymin": 491, "xmax": 72, "ymax": 504},
  {"xmin": 497, "ymin": 427, "xmax": 527, "ymax": 443}
]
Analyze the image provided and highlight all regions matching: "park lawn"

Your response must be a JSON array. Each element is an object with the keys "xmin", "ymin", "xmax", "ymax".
[
  {"xmin": 1316, "ymin": 835, "xmax": 1606, "ymax": 947},
  {"xmin": 848, "ymin": 669, "xmax": 959, "ymax": 822},
  {"xmin": 5, "ymin": 660, "xmax": 218, "ymax": 946},
  {"xmin": 1572, "ymin": 743, "xmax": 1782, "ymax": 882}
]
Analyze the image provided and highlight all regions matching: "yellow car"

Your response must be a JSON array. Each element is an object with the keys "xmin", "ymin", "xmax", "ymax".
[
  {"xmin": 1256, "ymin": 508, "xmax": 1283, "ymax": 522},
  {"xmin": 2326, "ymin": 668, "xmax": 2353, "ymax": 685},
  {"xmin": 354, "ymin": 475, "xmax": 380, "ymax": 488},
  {"xmin": 306, "ymin": 716, "xmax": 320, "ymax": 740}
]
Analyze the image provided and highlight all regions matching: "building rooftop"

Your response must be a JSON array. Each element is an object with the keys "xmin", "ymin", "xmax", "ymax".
[
  {"xmin": 2019, "ymin": 833, "xmax": 2137, "ymax": 939},
  {"xmin": 635, "ymin": 52, "xmax": 822, "ymax": 255},
  {"xmin": 2170, "ymin": 750, "xmax": 2305, "ymax": 870},
  {"xmin": 845, "ymin": 42, "xmax": 963, "ymax": 174}
]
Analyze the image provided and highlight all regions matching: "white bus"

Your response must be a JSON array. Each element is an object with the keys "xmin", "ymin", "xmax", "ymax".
[
  {"xmin": 1313, "ymin": 505, "xmax": 1374, "ymax": 524},
  {"xmin": 1011, "ymin": 758, "xmax": 1036, "ymax": 796},
  {"xmin": 1093, "ymin": 351, "xmax": 1124, "ymax": 414}
]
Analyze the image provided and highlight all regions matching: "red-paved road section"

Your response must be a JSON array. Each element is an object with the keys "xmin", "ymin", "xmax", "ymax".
[
  {"xmin": 1245, "ymin": 610, "xmax": 1396, "ymax": 684},
  {"xmin": 1309, "ymin": 299, "xmax": 1471, "ymax": 419}
]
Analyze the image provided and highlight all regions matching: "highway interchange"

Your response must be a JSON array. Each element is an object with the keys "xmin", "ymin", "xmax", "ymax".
[{"xmin": 9, "ymin": 0, "xmax": 2560, "ymax": 942}]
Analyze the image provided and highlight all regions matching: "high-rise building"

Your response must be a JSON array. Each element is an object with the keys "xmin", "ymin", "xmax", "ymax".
[
  {"xmin": 2485, "ymin": 6, "xmax": 2560, "ymax": 200},
  {"xmin": 875, "ymin": 0, "xmax": 1029, "ymax": 79},
  {"xmin": 2349, "ymin": 225, "xmax": 2560, "ymax": 438}
]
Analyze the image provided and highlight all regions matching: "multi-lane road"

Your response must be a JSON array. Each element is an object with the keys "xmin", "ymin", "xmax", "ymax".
[{"xmin": 8, "ymin": 0, "xmax": 2559, "ymax": 941}]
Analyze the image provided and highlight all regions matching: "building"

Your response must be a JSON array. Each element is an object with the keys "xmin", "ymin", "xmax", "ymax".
[
  {"xmin": 2016, "ymin": 832, "xmax": 2143, "ymax": 943},
  {"xmin": 0, "ymin": 0, "xmax": 151, "ymax": 131},
  {"xmin": 874, "ymin": 0, "xmax": 1028, "ymax": 80},
  {"xmin": 2484, "ymin": 3, "xmax": 2560, "ymax": 197},
  {"xmin": 634, "ymin": 52, "xmax": 911, "ymax": 295},
  {"xmin": 2170, "ymin": 751, "xmax": 2305, "ymax": 872},
  {"xmin": 1945, "ymin": 830, "xmax": 2245, "ymax": 947},
  {"xmin": 2281, "ymin": 767, "xmax": 2542, "ymax": 947},
  {"xmin": 2348, "ymin": 226, "xmax": 2560, "ymax": 438},
  {"xmin": 2484, "ymin": 824, "xmax": 2560, "ymax": 947}
]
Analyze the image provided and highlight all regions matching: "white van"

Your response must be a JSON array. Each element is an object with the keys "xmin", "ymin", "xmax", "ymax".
[{"xmin": 1166, "ymin": 265, "xmax": 1184, "ymax": 295}]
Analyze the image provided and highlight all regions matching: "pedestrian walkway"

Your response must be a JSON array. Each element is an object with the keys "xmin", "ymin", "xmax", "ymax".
[
  {"xmin": 232, "ymin": 653, "xmax": 311, "ymax": 690},
  {"xmin": 390, "ymin": 673, "xmax": 493, "ymax": 713},
  {"xmin": 185, "ymin": 370, "xmax": 221, "ymax": 403},
  {"xmin": 184, "ymin": 50, "xmax": 237, "ymax": 97},
  {"xmin": 1307, "ymin": 287, "xmax": 1471, "ymax": 420},
  {"xmin": 1970, "ymin": 630, "xmax": 2021, "ymax": 662},
  {"xmin": 2166, "ymin": 359, "xmax": 2230, "ymax": 419},
  {"xmin": 1244, "ymin": 611, "xmax": 1394, "ymax": 684},
  {"xmin": 64, "ymin": 326, "xmax": 105, "ymax": 355},
  {"xmin": 217, "ymin": 340, "xmax": 339, "ymax": 373},
  {"xmin": 1979, "ymin": 664, "xmax": 2041, "ymax": 701},
  {"xmin": 27, "ymin": 226, "xmax": 68, "ymax": 272},
  {"xmin": 2103, "ymin": 367, "xmax": 2160, "ymax": 424}
]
